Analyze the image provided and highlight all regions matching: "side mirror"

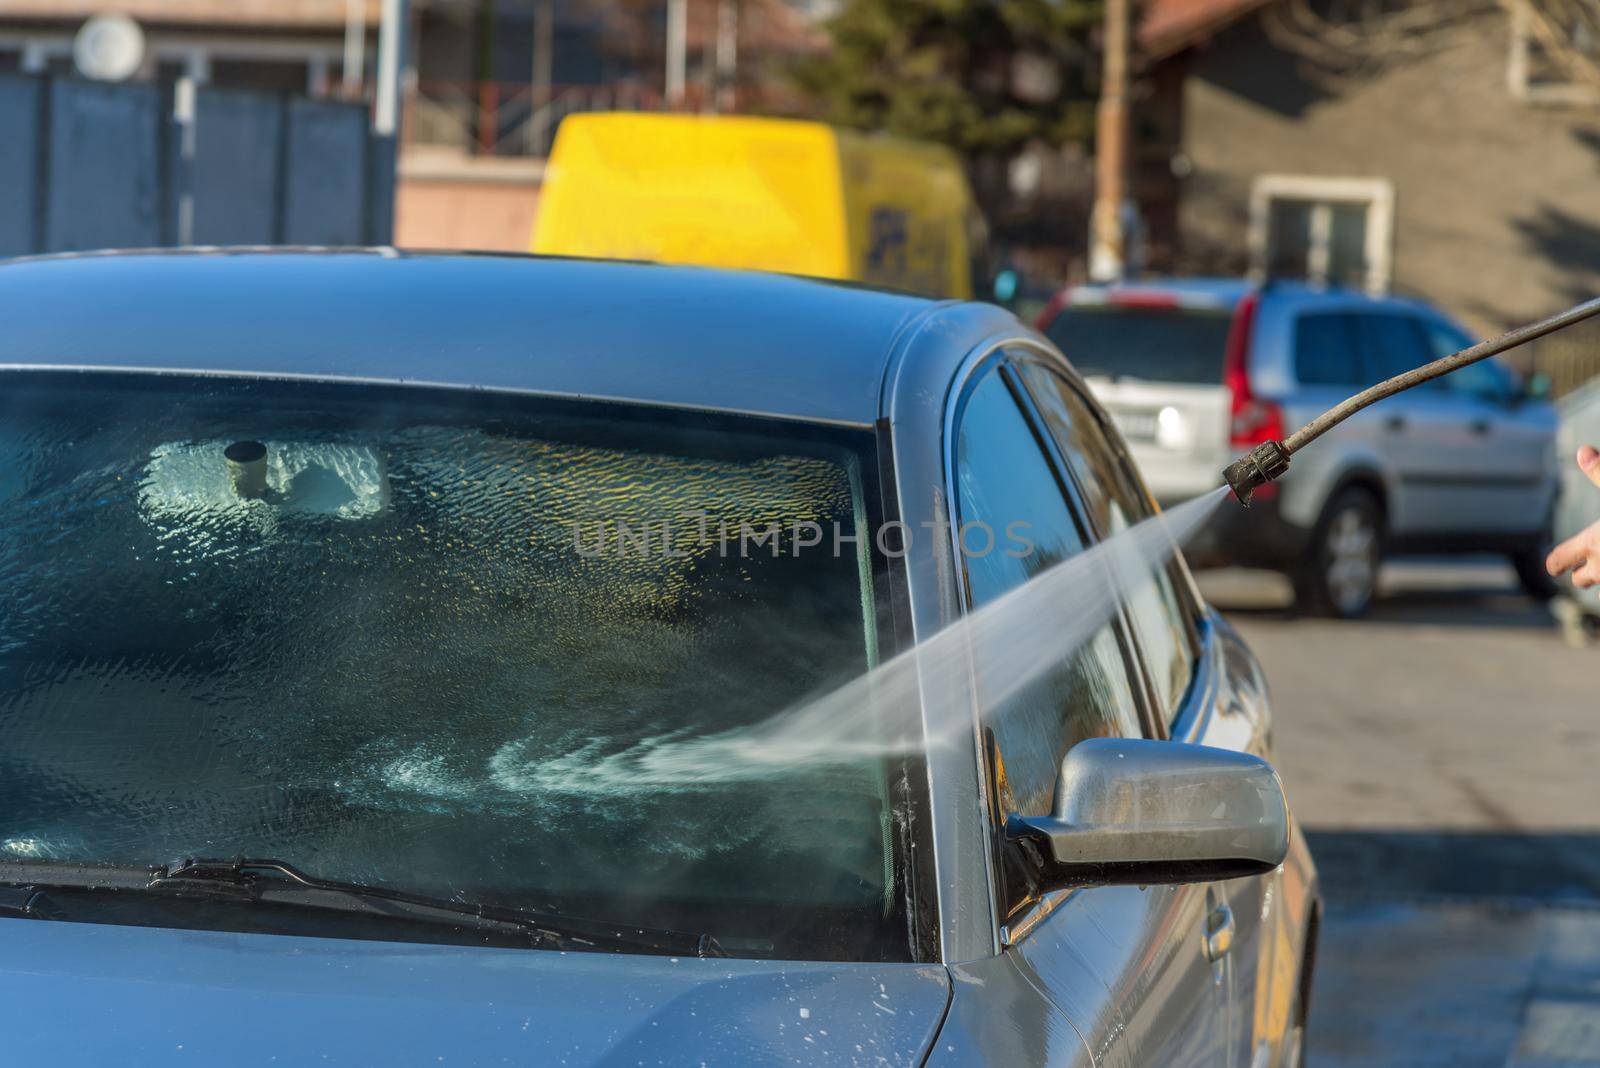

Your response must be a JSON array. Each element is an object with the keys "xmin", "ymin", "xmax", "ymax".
[{"xmin": 1007, "ymin": 738, "xmax": 1289, "ymax": 889}]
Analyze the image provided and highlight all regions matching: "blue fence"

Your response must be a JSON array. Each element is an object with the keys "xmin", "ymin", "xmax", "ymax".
[{"xmin": 0, "ymin": 73, "xmax": 393, "ymax": 258}]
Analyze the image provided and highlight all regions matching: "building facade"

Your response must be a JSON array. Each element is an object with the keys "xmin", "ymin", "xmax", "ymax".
[{"xmin": 1143, "ymin": 0, "xmax": 1600, "ymax": 352}]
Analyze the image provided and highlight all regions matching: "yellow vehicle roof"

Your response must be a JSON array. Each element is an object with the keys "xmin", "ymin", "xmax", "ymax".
[{"xmin": 532, "ymin": 113, "xmax": 972, "ymax": 298}]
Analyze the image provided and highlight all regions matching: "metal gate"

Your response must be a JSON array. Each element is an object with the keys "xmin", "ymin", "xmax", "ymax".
[{"xmin": 0, "ymin": 73, "xmax": 394, "ymax": 258}]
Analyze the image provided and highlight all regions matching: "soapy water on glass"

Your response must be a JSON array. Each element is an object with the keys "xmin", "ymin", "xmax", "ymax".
[
  {"xmin": 502, "ymin": 486, "xmax": 1231, "ymax": 794},
  {"xmin": 0, "ymin": 414, "xmax": 1225, "ymax": 886},
  {"xmin": 139, "ymin": 436, "xmax": 1225, "ymax": 793}
]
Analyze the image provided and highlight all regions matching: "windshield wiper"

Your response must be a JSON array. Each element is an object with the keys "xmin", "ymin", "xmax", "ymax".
[
  {"xmin": 0, "ymin": 882, "xmax": 55, "ymax": 920},
  {"xmin": 0, "ymin": 856, "xmax": 725, "ymax": 959}
]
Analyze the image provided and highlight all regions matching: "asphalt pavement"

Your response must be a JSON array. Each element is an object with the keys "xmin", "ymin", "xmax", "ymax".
[{"xmin": 1201, "ymin": 559, "xmax": 1600, "ymax": 1066}]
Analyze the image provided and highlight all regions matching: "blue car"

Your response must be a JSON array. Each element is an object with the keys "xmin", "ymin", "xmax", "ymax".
[
  {"xmin": 1036, "ymin": 278, "xmax": 1559, "ymax": 616},
  {"xmin": 0, "ymin": 250, "xmax": 1317, "ymax": 1066}
]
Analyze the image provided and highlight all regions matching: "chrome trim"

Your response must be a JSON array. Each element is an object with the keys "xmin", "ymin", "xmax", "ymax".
[
  {"xmin": 932, "ymin": 334, "xmax": 1034, "ymax": 962},
  {"xmin": 999, "ymin": 888, "xmax": 1075, "ymax": 947},
  {"xmin": 0, "ymin": 364, "xmax": 878, "ymax": 430}
]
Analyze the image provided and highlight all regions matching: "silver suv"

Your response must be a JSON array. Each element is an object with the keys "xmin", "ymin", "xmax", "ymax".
[{"xmin": 1037, "ymin": 279, "xmax": 1559, "ymax": 617}]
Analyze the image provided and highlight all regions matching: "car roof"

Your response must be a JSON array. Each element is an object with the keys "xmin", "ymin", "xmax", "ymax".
[
  {"xmin": 0, "ymin": 249, "xmax": 945, "ymax": 427},
  {"xmin": 1068, "ymin": 277, "xmax": 1257, "ymax": 309},
  {"xmin": 1067, "ymin": 276, "xmax": 1445, "ymax": 316}
]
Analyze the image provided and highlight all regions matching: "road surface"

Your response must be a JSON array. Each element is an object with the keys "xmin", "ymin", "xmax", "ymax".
[{"xmin": 1201, "ymin": 559, "xmax": 1600, "ymax": 1066}]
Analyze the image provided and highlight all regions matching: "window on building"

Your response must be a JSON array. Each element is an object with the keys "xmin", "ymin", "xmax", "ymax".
[
  {"xmin": 1508, "ymin": 0, "xmax": 1600, "ymax": 107},
  {"xmin": 1249, "ymin": 175, "xmax": 1394, "ymax": 295}
]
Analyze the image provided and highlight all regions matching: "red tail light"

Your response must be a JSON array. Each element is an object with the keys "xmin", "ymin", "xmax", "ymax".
[
  {"xmin": 1035, "ymin": 287, "xmax": 1072, "ymax": 332},
  {"xmin": 1223, "ymin": 291, "xmax": 1283, "ymax": 449}
]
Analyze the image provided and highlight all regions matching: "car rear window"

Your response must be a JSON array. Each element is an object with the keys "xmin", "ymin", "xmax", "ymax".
[{"xmin": 1044, "ymin": 305, "xmax": 1234, "ymax": 385}]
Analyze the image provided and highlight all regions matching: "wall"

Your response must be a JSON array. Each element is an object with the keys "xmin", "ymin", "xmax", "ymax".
[
  {"xmin": 1176, "ymin": 9, "xmax": 1600, "ymax": 338},
  {"xmin": 0, "ymin": 72, "xmax": 391, "ymax": 257},
  {"xmin": 395, "ymin": 151, "xmax": 541, "ymax": 252}
]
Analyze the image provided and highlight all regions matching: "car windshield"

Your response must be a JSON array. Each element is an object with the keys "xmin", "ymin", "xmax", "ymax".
[
  {"xmin": 1047, "ymin": 304, "xmax": 1234, "ymax": 384},
  {"xmin": 0, "ymin": 372, "xmax": 915, "ymax": 962}
]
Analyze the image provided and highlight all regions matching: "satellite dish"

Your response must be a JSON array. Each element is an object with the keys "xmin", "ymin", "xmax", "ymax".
[{"xmin": 74, "ymin": 15, "xmax": 146, "ymax": 82}]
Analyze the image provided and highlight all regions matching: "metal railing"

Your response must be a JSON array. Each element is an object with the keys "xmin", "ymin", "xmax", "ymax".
[{"xmin": 408, "ymin": 79, "xmax": 731, "ymax": 157}]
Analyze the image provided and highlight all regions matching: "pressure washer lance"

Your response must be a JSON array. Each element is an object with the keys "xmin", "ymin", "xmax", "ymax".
[{"xmin": 1222, "ymin": 295, "xmax": 1600, "ymax": 505}]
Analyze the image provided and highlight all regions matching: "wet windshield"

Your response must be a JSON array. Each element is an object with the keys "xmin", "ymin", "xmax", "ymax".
[{"xmin": 0, "ymin": 372, "xmax": 913, "ymax": 962}]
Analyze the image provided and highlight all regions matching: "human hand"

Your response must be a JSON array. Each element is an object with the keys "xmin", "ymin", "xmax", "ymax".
[{"xmin": 1547, "ymin": 445, "xmax": 1600, "ymax": 587}]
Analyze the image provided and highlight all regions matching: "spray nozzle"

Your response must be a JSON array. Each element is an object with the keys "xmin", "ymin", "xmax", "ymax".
[{"xmin": 1222, "ymin": 440, "xmax": 1290, "ymax": 506}]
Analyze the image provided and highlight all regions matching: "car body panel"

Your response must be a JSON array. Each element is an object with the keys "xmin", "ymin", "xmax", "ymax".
[
  {"xmin": 991, "ymin": 615, "xmax": 1312, "ymax": 1068},
  {"xmin": 928, "ymin": 954, "xmax": 1096, "ymax": 1066},
  {"xmin": 908, "ymin": 323, "xmax": 1317, "ymax": 1067},
  {"xmin": 878, "ymin": 301, "xmax": 1053, "ymax": 965},
  {"xmin": 0, "ymin": 249, "xmax": 934, "ymax": 429},
  {"xmin": 0, "ymin": 250, "xmax": 1319, "ymax": 1067},
  {"xmin": 0, "ymin": 917, "xmax": 952, "ymax": 1065}
]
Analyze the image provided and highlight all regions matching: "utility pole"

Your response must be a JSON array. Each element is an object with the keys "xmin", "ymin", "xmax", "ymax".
[
  {"xmin": 371, "ymin": 0, "xmax": 409, "ymax": 245},
  {"xmin": 342, "ymin": 0, "xmax": 365, "ymax": 98},
  {"xmin": 374, "ymin": 0, "xmax": 408, "ymax": 139},
  {"xmin": 714, "ymin": 0, "xmax": 737, "ymax": 112},
  {"xmin": 666, "ymin": 0, "xmax": 687, "ymax": 107},
  {"xmin": 1089, "ymin": 0, "xmax": 1132, "ymax": 282},
  {"xmin": 530, "ymin": 0, "xmax": 554, "ymax": 154}
]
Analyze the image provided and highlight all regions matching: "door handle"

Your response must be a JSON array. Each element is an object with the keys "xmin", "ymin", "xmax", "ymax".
[
  {"xmin": 1385, "ymin": 414, "xmax": 1406, "ymax": 432},
  {"xmin": 1204, "ymin": 903, "xmax": 1235, "ymax": 962}
]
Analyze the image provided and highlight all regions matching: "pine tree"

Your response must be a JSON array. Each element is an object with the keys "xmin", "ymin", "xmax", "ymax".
[
  {"xmin": 793, "ymin": 0, "xmax": 1104, "ymax": 254},
  {"xmin": 793, "ymin": 0, "xmax": 1102, "ymax": 155}
]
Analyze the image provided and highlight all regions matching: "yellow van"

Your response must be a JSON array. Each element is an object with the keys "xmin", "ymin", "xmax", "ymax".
[{"xmin": 531, "ymin": 113, "xmax": 976, "ymax": 299}]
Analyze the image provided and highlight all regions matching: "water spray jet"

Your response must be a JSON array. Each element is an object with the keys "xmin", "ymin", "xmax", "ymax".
[{"xmin": 1222, "ymin": 296, "xmax": 1600, "ymax": 505}]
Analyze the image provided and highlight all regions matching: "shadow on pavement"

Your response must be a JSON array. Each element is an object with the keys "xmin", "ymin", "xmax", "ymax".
[
  {"xmin": 1199, "ymin": 559, "xmax": 1556, "ymax": 631},
  {"xmin": 1306, "ymin": 829, "xmax": 1600, "ymax": 905},
  {"xmin": 1306, "ymin": 831, "xmax": 1600, "ymax": 1066}
]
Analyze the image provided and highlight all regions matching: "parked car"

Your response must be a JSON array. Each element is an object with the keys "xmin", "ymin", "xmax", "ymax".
[
  {"xmin": 1037, "ymin": 279, "xmax": 1560, "ymax": 617},
  {"xmin": 533, "ymin": 112, "xmax": 979, "ymax": 299},
  {"xmin": 0, "ymin": 250, "xmax": 1317, "ymax": 1067}
]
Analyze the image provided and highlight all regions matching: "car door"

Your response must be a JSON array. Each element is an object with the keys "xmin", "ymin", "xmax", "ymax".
[
  {"xmin": 949, "ymin": 360, "xmax": 1228, "ymax": 1067},
  {"xmin": 1355, "ymin": 309, "xmax": 1503, "ymax": 535},
  {"xmin": 1016, "ymin": 354, "xmax": 1282, "ymax": 1068},
  {"xmin": 1416, "ymin": 315, "xmax": 1553, "ymax": 535}
]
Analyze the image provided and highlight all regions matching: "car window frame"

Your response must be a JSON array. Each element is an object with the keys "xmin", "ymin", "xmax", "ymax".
[
  {"xmin": 943, "ymin": 349, "xmax": 1166, "ymax": 933},
  {"xmin": 947, "ymin": 355, "xmax": 1161, "ymax": 739},
  {"xmin": 1005, "ymin": 344, "xmax": 1207, "ymax": 734}
]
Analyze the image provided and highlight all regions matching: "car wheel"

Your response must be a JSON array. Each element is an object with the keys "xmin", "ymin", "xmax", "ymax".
[{"xmin": 1294, "ymin": 487, "xmax": 1382, "ymax": 619}]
